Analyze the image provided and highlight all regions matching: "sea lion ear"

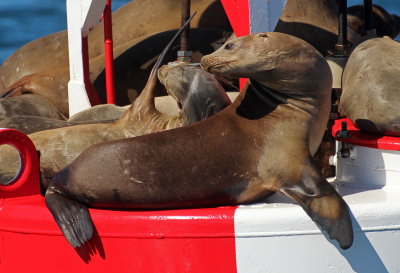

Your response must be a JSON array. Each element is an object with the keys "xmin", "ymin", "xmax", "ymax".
[{"xmin": 258, "ymin": 33, "xmax": 268, "ymax": 38}]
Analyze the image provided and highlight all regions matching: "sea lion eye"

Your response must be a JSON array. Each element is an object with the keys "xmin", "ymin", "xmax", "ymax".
[{"xmin": 224, "ymin": 43, "xmax": 234, "ymax": 50}]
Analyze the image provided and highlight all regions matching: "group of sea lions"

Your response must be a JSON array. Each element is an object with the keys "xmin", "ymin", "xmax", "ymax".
[
  {"xmin": 0, "ymin": 15, "xmax": 231, "ymax": 188},
  {"xmin": 1, "ymin": 0, "xmax": 400, "ymax": 251}
]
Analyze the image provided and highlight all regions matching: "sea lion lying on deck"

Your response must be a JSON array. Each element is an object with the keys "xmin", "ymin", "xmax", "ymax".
[
  {"xmin": 45, "ymin": 32, "xmax": 353, "ymax": 250},
  {"xmin": 340, "ymin": 37, "xmax": 400, "ymax": 136}
]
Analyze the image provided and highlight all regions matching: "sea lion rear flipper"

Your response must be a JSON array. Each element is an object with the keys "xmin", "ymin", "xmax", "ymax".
[
  {"xmin": 45, "ymin": 186, "xmax": 93, "ymax": 248},
  {"xmin": 280, "ymin": 158, "xmax": 354, "ymax": 250}
]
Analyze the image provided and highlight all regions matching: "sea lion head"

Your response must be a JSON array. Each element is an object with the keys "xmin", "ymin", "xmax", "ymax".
[
  {"xmin": 201, "ymin": 32, "xmax": 331, "ymax": 96},
  {"xmin": 158, "ymin": 64, "xmax": 231, "ymax": 124},
  {"xmin": 202, "ymin": 32, "xmax": 332, "ymax": 156}
]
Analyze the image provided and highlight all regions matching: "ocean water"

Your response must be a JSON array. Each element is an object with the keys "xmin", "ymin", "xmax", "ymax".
[
  {"xmin": 0, "ymin": 0, "xmax": 130, "ymax": 63},
  {"xmin": 0, "ymin": 0, "xmax": 399, "ymax": 64}
]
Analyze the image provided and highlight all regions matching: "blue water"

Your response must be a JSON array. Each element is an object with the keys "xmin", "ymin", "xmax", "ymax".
[
  {"xmin": 0, "ymin": 0, "xmax": 130, "ymax": 63},
  {"xmin": 0, "ymin": 0, "xmax": 399, "ymax": 64}
]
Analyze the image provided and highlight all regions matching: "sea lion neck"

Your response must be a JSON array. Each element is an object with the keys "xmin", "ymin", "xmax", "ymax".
[
  {"xmin": 236, "ymin": 80, "xmax": 320, "ymax": 120},
  {"xmin": 236, "ymin": 80, "xmax": 286, "ymax": 119}
]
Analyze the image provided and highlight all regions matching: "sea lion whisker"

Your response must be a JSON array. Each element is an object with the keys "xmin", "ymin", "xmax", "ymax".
[{"xmin": 214, "ymin": 75, "xmax": 240, "ymax": 91}]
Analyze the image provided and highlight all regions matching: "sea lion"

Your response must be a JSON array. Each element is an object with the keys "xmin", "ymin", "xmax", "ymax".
[
  {"xmin": 158, "ymin": 63, "xmax": 231, "ymax": 124},
  {"xmin": 0, "ymin": 16, "xmax": 230, "ymax": 187},
  {"xmin": 347, "ymin": 4, "xmax": 400, "ymax": 38},
  {"xmin": 45, "ymin": 32, "xmax": 353, "ymax": 250},
  {"xmin": 0, "ymin": 94, "xmax": 65, "ymax": 121},
  {"xmin": 274, "ymin": 0, "xmax": 360, "ymax": 55},
  {"xmin": 0, "ymin": 0, "xmax": 231, "ymax": 115},
  {"xmin": 340, "ymin": 37, "xmax": 400, "ymax": 136}
]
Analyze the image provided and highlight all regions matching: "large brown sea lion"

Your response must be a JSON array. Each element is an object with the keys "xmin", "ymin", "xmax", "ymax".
[
  {"xmin": 0, "ymin": 18, "xmax": 230, "ymax": 187},
  {"xmin": 0, "ymin": 0, "xmax": 232, "ymax": 115},
  {"xmin": 347, "ymin": 4, "xmax": 400, "ymax": 38},
  {"xmin": 45, "ymin": 32, "xmax": 353, "ymax": 250},
  {"xmin": 340, "ymin": 37, "xmax": 400, "ymax": 136},
  {"xmin": 274, "ymin": 0, "xmax": 360, "ymax": 56}
]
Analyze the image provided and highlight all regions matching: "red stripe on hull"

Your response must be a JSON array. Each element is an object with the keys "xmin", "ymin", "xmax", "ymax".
[{"xmin": 0, "ymin": 195, "xmax": 238, "ymax": 272}]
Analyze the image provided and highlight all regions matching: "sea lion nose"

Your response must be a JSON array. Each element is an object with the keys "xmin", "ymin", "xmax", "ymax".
[
  {"xmin": 199, "ymin": 56, "xmax": 209, "ymax": 71},
  {"xmin": 200, "ymin": 55, "xmax": 218, "ymax": 73}
]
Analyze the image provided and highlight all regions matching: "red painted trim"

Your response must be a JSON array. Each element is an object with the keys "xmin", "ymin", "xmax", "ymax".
[
  {"xmin": 333, "ymin": 118, "xmax": 400, "ymax": 151},
  {"xmin": 103, "ymin": 0, "xmax": 115, "ymax": 104},
  {"xmin": 220, "ymin": 0, "xmax": 250, "ymax": 37}
]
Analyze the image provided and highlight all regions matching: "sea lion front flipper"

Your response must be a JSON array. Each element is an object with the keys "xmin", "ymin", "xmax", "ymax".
[
  {"xmin": 280, "ymin": 158, "xmax": 354, "ymax": 250},
  {"xmin": 45, "ymin": 186, "xmax": 93, "ymax": 248}
]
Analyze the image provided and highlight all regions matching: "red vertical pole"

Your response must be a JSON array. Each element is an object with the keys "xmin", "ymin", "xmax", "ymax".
[
  {"xmin": 104, "ymin": 0, "xmax": 115, "ymax": 104},
  {"xmin": 82, "ymin": 36, "xmax": 101, "ymax": 105}
]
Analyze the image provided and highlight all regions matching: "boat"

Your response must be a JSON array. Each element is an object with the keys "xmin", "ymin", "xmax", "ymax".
[{"xmin": 1, "ymin": 0, "xmax": 399, "ymax": 272}]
